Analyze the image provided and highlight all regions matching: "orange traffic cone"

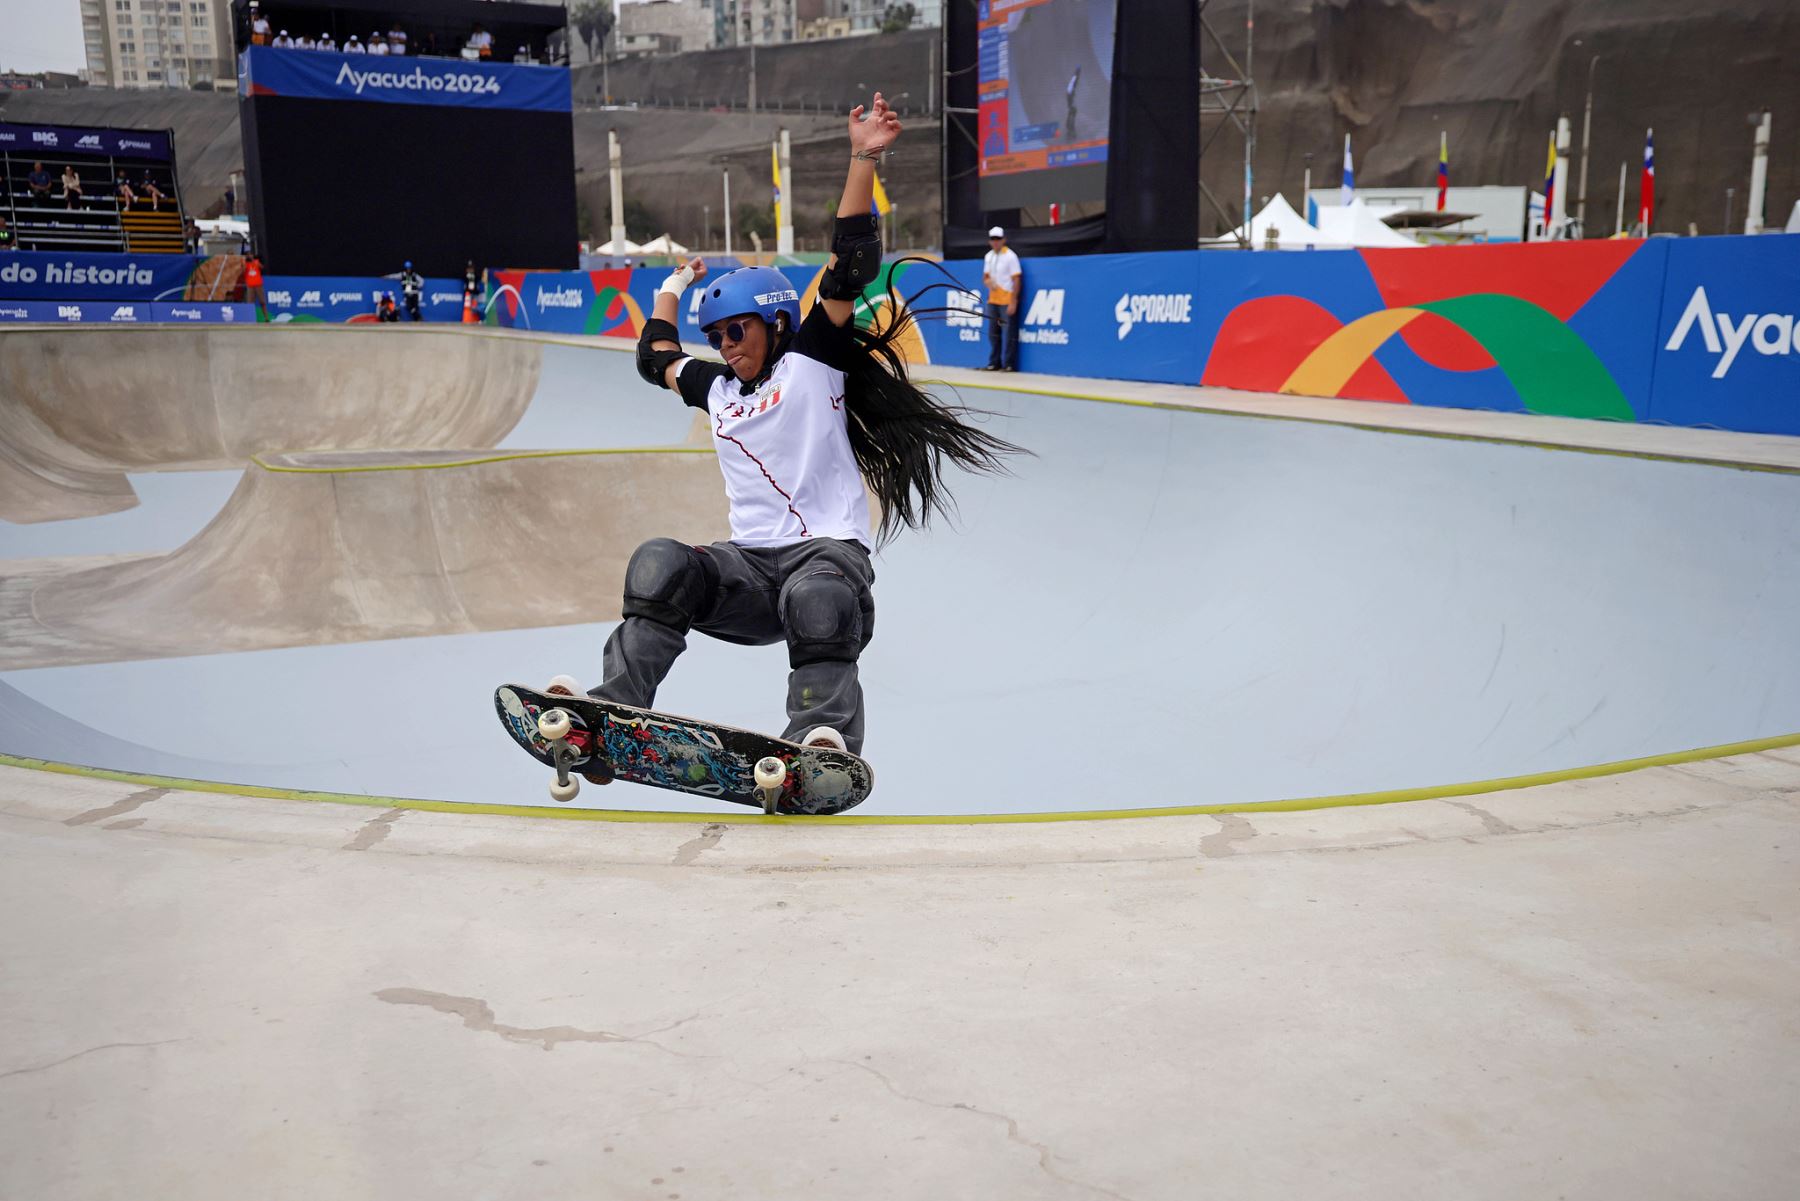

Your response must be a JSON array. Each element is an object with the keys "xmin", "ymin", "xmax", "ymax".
[{"xmin": 462, "ymin": 291, "xmax": 478, "ymax": 324}]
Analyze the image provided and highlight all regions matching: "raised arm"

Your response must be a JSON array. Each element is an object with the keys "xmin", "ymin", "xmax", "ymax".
[
  {"xmin": 637, "ymin": 255, "xmax": 707, "ymax": 391},
  {"xmin": 817, "ymin": 92, "xmax": 904, "ymax": 328}
]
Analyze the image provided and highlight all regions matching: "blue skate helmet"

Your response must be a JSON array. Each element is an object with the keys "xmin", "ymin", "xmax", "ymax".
[{"xmin": 696, "ymin": 265, "xmax": 802, "ymax": 340}]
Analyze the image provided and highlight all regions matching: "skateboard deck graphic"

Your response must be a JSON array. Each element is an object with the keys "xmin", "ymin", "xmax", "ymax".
[{"xmin": 494, "ymin": 684, "xmax": 874, "ymax": 815}]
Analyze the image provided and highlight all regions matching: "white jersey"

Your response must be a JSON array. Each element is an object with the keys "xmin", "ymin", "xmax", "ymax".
[{"xmin": 675, "ymin": 305, "xmax": 871, "ymax": 550}]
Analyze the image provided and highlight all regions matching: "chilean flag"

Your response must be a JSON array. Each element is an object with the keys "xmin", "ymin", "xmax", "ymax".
[
  {"xmin": 1640, "ymin": 128, "xmax": 1656, "ymax": 231},
  {"xmin": 1436, "ymin": 131, "xmax": 1449, "ymax": 212}
]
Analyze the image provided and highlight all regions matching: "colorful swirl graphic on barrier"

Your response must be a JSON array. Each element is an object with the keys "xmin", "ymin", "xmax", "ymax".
[{"xmin": 1278, "ymin": 294, "xmax": 1636, "ymax": 422}]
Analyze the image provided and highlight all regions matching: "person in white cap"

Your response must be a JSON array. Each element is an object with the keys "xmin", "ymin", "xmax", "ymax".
[
  {"xmin": 981, "ymin": 226, "xmax": 1023, "ymax": 371},
  {"xmin": 272, "ymin": 29, "xmax": 294, "ymax": 48},
  {"xmin": 369, "ymin": 31, "xmax": 390, "ymax": 55},
  {"xmin": 344, "ymin": 34, "xmax": 365, "ymax": 53}
]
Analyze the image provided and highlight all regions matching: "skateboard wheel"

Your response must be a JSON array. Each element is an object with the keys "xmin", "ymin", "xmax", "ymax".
[
  {"xmin": 754, "ymin": 757, "xmax": 787, "ymax": 790},
  {"xmin": 549, "ymin": 775, "xmax": 580, "ymax": 802},
  {"xmin": 537, "ymin": 708, "xmax": 572, "ymax": 741}
]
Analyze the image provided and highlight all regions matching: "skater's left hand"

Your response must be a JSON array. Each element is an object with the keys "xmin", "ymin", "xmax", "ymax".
[{"xmin": 849, "ymin": 92, "xmax": 903, "ymax": 156}]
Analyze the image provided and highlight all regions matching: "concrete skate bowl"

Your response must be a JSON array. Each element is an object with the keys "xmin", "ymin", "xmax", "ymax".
[
  {"xmin": 3, "ymin": 339, "xmax": 1799, "ymax": 818},
  {"xmin": 0, "ymin": 325, "xmax": 544, "ymax": 523}
]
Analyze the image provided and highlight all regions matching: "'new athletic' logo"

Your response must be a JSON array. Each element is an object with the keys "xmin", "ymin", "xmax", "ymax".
[
  {"xmin": 1024, "ymin": 289, "xmax": 1064, "ymax": 326},
  {"xmin": 1021, "ymin": 289, "xmax": 1068, "ymax": 346}
]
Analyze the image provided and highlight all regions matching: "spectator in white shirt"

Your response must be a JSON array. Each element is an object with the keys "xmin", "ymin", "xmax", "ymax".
[
  {"xmin": 295, "ymin": 34, "xmax": 314, "ymax": 49},
  {"xmin": 470, "ymin": 24, "xmax": 494, "ymax": 58},
  {"xmin": 980, "ymin": 226, "xmax": 1023, "ymax": 372},
  {"xmin": 388, "ymin": 27, "xmax": 408, "ymax": 55},
  {"xmin": 251, "ymin": 13, "xmax": 272, "ymax": 45},
  {"xmin": 319, "ymin": 33, "xmax": 336, "ymax": 50},
  {"xmin": 272, "ymin": 29, "xmax": 293, "ymax": 48},
  {"xmin": 344, "ymin": 35, "xmax": 365, "ymax": 53}
]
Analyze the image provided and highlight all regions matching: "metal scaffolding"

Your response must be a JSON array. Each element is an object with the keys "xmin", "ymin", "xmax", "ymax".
[{"xmin": 1199, "ymin": 0, "xmax": 1257, "ymax": 246}]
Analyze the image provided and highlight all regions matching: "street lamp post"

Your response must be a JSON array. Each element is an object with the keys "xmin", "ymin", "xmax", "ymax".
[{"xmin": 1577, "ymin": 53, "xmax": 1599, "ymax": 236}]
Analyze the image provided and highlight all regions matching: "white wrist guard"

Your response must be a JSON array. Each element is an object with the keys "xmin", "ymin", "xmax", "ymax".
[{"xmin": 657, "ymin": 264, "xmax": 698, "ymax": 298}]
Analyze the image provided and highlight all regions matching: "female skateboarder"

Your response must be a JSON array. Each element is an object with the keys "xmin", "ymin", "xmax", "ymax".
[{"xmin": 551, "ymin": 91, "xmax": 1018, "ymax": 778}]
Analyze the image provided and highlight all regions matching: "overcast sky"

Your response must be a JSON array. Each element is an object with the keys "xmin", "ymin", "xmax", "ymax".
[{"xmin": 2, "ymin": 0, "xmax": 88, "ymax": 75}]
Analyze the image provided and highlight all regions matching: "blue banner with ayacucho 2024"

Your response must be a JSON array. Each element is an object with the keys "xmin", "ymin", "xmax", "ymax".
[{"xmin": 238, "ymin": 46, "xmax": 570, "ymax": 112}]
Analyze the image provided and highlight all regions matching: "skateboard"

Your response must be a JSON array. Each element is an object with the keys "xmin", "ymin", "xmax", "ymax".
[{"xmin": 493, "ymin": 684, "xmax": 875, "ymax": 815}]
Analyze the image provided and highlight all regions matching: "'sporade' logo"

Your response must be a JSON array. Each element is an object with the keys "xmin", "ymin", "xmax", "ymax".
[{"xmin": 1115, "ymin": 293, "xmax": 1193, "ymax": 340}]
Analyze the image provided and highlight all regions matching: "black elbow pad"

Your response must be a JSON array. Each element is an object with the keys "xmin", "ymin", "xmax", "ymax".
[
  {"xmin": 818, "ymin": 213, "xmax": 881, "ymax": 301},
  {"xmin": 636, "ymin": 317, "xmax": 683, "ymax": 386}
]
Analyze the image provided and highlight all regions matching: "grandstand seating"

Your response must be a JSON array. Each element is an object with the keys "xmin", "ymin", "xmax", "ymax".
[{"xmin": 1, "ymin": 153, "xmax": 187, "ymax": 254}]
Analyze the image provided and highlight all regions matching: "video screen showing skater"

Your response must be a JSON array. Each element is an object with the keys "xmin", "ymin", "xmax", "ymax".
[{"xmin": 977, "ymin": 0, "xmax": 1116, "ymax": 209}]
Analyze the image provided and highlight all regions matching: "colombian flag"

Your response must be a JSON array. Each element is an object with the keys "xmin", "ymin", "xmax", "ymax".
[
  {"xmin": 1542, "ymin": 131, "xmax": 1557, "ymax": 226},
  {"xmin": 1437, "ymin": 132, "xmax": 1449, "ymax": 212},
  {"xmin": 870, "ymin": 168, "xmax": 892, "ymax": 219},
  {"xmin": 770, "ymin": 143, "xmax": 783, "ymax": 231}
]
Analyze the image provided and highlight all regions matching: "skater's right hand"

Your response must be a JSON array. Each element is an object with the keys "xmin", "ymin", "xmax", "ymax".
[{"xmin": 685, "ymin": 256, "xmax": 707, "ymax": 282}]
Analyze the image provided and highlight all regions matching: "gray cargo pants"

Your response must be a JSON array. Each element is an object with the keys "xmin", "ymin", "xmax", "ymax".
[{"xmin": 591, "ymin": 537, "xmax": 876, "ymax": 754}]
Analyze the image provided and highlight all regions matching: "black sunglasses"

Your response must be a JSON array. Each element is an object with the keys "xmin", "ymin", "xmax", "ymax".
[{"xmin": 705, "ymin": 319, "xmax": 750, "ymax": 349}]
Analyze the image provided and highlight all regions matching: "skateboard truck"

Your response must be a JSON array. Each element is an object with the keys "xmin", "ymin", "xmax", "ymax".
[
  {"xmin": 537, "ymin": 708, "xmax": 582, "ymax": 802},
  {"xmin": 754, "ymin": 756, "xmax": 787, "ymax": 814}
]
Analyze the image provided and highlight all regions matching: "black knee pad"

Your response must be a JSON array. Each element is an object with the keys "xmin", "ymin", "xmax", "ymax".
[
  {"xmin": 782, "ymin": 569, "xmax": 864, "ymax": 668},
  {"xmin": 621, "ymin": 538, "xmax": 714, "ymax": 633}
]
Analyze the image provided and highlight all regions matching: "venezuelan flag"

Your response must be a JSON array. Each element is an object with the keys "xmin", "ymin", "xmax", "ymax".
[{"xmin": 1437, "ymin": 132, "xmax": 1448, "ymax": 212}]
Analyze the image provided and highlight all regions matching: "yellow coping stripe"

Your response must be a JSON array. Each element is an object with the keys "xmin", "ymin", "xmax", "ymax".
[
  {"xmin": 251, "ymin": 446, "xmax": 713, "ymax": 474},
  {"xmin": 926, "ymin": 377, "xmax": 1800, "ymax": 477},
  {"xmin": 5, "ymin": 729, "xmax": 1797, "ymax": 826}
]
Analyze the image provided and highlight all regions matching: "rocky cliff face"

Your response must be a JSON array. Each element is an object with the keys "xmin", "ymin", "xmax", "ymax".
[
  {"xmin": 4, "ymin": 8, "xmax": 1793, "ymax": 245},
  {"xmin": 1203, "ymin": 0, "xmax": 1800, "ymax": 235}
]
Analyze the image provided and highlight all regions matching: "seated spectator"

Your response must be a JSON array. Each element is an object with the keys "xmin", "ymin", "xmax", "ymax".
[
  {"xmin": 0, "ymin": 215, "xmax": 15, "ymax": 251},
  {"xmin": 60, "ymin": 166, "xmax": 83, "ymax": 209},
  {"xmin": 470, "ymin": 23, "xmax": 494, "ymax": 58},
  {"xmin": 369, "ymin": 31, "xmax": 389, "ymax": 56},
  {"xmin": 377, "ymin": 292, "xmax": 399, "ymax": 322},
  {"xmin": 115, "ymin": 173, "xmax": 137, "ymax": 211},
  {"xmin": 26, "ymin": 162, "xmax": 53, "ymax": 204},
  {"xmin": 344, "ymin": 35, "xmax": 365, "ymax": 53},
  {"xmin": 513, "ymin": 44, "xmax": 532, "ymax": 64},
  {"xmin": 139, "ymin": 173, "xmax": 167, "ymax": 211},
  {"xmin": 319, "ymin": 32, "xmax": 336, "ymax": 51},
  {"xmin": 184, "ymin": 218, "xmax": 200, "ymax": 253},
  {"xmin": 388, "ymin": 26, "xmax": 407, "ymax": 55},
  {"xmin": 250, "ymin": 9, "xmax": 271, "ymax": 45},
  {"xmin": 295, "ymin": 33, "xmax": 315, "ymax": 49},
  {"xmin": 272, "ymin": 29, "xmax": 294, "ymax": 48}
]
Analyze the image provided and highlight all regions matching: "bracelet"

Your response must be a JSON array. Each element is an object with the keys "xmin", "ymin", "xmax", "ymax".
[{"xmin": 850, "ymin": 149, "xmax": 885, "ymax": 163}]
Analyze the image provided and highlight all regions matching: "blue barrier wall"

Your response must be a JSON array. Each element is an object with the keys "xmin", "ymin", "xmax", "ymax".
[
  {"xmin": 0, "ymin": 300, "xmax": 254, "ymax": 323},
  {"xmin": 262, "ymin": 275, "xmax": 464, "ymax": 323}
]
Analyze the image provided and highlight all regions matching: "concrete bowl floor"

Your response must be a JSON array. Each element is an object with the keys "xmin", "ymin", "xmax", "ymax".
[
  {"xmin": 3, "ymin": 346, "xmax": 1799, "ymax": 815},
  {"xmin": 3, "ymin": 329, "xmax": 1798, "ymax": 1200}
]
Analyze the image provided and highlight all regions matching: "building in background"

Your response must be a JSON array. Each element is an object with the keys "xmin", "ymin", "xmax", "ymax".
[
  {"xmin": 80, "ymin": 0, "xmax": 234, "ymax": 91},
  {"xmin": 618, "ymin": 0, "xmax": 718, "ymax": 54}
]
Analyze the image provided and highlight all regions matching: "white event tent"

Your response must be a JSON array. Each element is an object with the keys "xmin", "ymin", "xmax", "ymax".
[
  {"xmin": 1208, "ymin": 194, "xmax": 1330, "ymax": 248},
  {"xmin": 1312, "ymin": 199, "xmax": 1424, "ymax": 248}
]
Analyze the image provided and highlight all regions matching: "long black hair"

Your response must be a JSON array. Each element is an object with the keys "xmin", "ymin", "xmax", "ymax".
[{"xmin": 836, "ymin": 258, "xmax": 1028, "ymax": 545}]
